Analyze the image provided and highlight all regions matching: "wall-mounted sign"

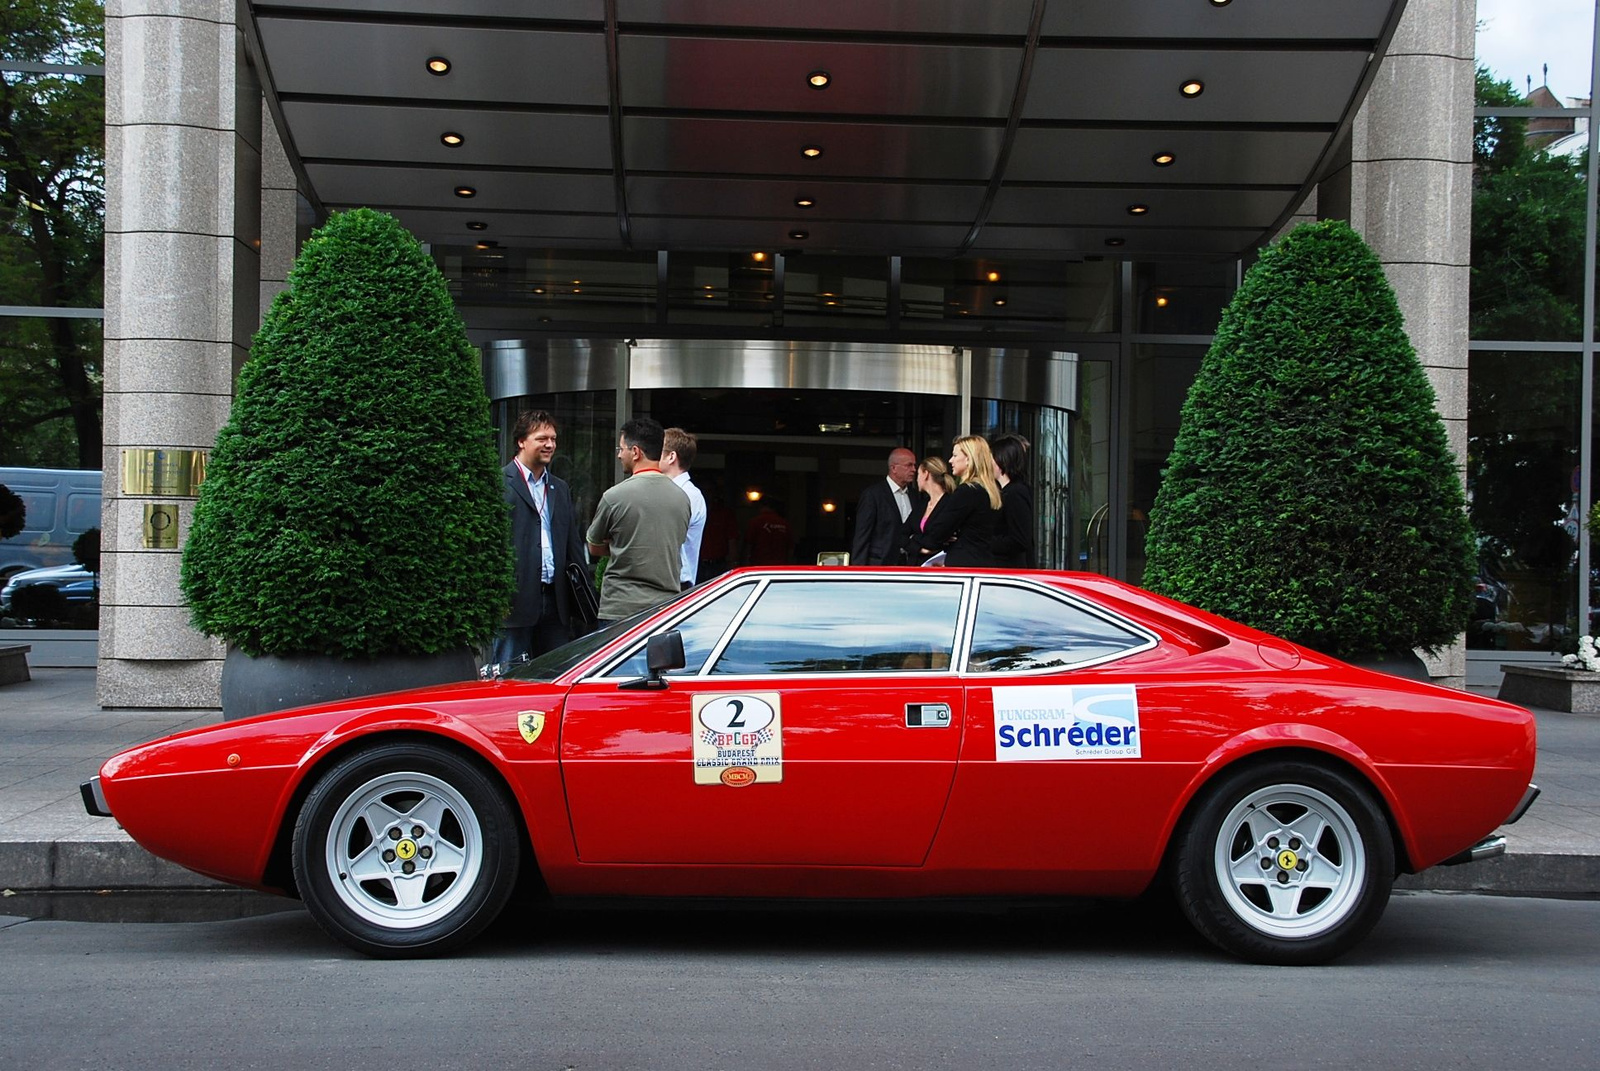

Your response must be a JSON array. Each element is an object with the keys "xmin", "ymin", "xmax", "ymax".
[
  {"xmin": 122, "ymin": 449, "xmax": 207, "ymax": 497},
  {"xmin": 142, "ymin": 503, "xmax": 180, "ymax": 549}
]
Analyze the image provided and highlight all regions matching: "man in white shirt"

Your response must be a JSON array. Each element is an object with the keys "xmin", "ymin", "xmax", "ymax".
[
  {"xmin": 661, "ymin": 427, "xmax": 706, "ymax": 589},
  {"xmin": 851, "ymin": 447, "xmax": 920, "ymax": 566}
]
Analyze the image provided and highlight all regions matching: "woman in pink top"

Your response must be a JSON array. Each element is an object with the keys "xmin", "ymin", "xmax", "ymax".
[{"xmin": 900, "ymin": 455, "xmax": 956, "ymax": 565}]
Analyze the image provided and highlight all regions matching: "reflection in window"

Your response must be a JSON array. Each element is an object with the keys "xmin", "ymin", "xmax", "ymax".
[
  {"xmin": 1468, "ymin": 351, "xmax": 1580, "ymax": 651},
  {"xmin": 968, "ymin": 585, "xmax": 1146, "ymax": 672},
  {"xmin": 711, "ymin": 580, "xmax": 963, "ymax": 674},
  {"xmin": 605, "ymin": 582, "xmax": 756, "ymax": 678}
]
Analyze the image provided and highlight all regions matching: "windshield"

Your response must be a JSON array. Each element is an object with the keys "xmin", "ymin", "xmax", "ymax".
[{"xmin": 504, "ymin": 598, "xmax": 679, "ymax": 682}]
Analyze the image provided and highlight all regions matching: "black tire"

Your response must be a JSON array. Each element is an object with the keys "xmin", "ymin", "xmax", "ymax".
[
  {"xmin": 292, "ymin": 742, "xmax": 521, "ymax": 958},
  {"xmin": 1172, "ymin": 760, "xmax": 1395, "ymax": 965}
]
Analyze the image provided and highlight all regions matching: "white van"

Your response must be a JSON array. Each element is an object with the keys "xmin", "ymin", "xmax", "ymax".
[{"xmin": 0, "ymin": 468, "xmax": 103, "ymax": 579}]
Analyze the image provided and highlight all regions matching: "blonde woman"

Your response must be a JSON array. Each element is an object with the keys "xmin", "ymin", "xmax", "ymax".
[
  {"xmin": 899, "ymin": 455, "xmax": 957, "ymax": 565},
  {"xmin": 916, "ymin": 436, "xmax": 1003, "ymax": 566}
]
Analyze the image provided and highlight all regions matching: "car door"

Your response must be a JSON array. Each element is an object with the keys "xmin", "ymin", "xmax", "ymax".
[
  {"xmin": 942, "ymin": 578, "xmax": 1173, "ymax": 880},
  {"xmin": 561, "ymin": 575, "xmax": 969, "ymax": 866}
]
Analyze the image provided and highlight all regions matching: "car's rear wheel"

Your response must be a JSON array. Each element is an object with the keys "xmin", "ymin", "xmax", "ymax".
[
  {"xmin": 292, "ymin": 742, "xmax": 520, "ymax": 958},
  {"xmin": 1173, "ymin": 761, "xmax": 1394, "ymax": 965}
]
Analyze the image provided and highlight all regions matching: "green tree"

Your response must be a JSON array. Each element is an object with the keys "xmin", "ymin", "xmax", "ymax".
[
  {"xmin": 1470, "ymin": 66, "xmax": 1586, "ymax": 342},
  {"xmin": 0, "ymin": 0, "xmax": 104, "ymax": 468},
  {"xmin": 180, "ymin": 208, "xmax": 514, "ymax": 659},
  {"xmin": 1142, "ymin": 220, "xmax": 1475, "ymax": 659}
]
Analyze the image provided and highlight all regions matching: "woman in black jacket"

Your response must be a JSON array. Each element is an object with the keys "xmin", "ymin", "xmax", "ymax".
[
  {"xmin": 899, "ymin": 455, "xmax": 957, "ymax": 565},
  {"xmin": 914, "ymin": 436, "xmax": 1003, "ymax": 566},
  {"xmin": 989, "ymin": 433, "xmax": 1034, "ymax": 569}
]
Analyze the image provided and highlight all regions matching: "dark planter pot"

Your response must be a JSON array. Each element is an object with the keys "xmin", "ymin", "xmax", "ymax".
[
  {"xmin": 1344, "ymin": 649, "xmax": 1432, "ymax": 682},
  {"xmin": 220, "ymin": 646, "xmax": 478, "ymax": 720}
]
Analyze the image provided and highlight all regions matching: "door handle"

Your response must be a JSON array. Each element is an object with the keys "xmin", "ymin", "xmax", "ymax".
[{"xmin": 906, "ymin": 703, "xmax": 951, "ymax": 727}]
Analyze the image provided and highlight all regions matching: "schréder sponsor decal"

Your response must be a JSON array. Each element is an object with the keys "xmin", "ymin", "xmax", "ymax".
[{"xmin": 992, "ymin": 685, "xmax": 1141, "ymax": 760}]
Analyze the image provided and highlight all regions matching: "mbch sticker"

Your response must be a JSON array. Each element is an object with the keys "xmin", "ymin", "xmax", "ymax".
[{"xmin": 992, "ymin": 685, "xmax": 1141, "ymax": 761}]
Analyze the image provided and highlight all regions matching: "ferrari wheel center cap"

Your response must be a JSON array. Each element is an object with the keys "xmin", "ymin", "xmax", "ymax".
[
  {"xmin": 395, "ymin": 839, "xmax": 418, "ymax": 861},
  {"xmin": 1276, "ymin": 848, "xmax": 1299, "ymax": 871}
]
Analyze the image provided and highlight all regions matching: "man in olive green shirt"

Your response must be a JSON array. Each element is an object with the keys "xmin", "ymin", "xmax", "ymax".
[{"xmin": 586, "ymin": 417, "xmax": 691, "ymax": 624}]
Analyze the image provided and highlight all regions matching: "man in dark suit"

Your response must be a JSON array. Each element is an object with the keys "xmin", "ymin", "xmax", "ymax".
[
  {"xmin": 494, "ymin": 409, "xmax": 589, "ymax": 664},
  {"xmin": 851, "ymin": 447, "xmax": 921, "ymax": 566}
]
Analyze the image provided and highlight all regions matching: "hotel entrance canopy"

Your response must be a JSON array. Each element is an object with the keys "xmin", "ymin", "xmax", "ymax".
[{"xmin": 245, "ymin": 0, "xmax": 1405, "ymax": 260}]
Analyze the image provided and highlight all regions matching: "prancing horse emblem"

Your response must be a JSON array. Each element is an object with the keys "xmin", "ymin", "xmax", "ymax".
[{"xmin": 517, "ymin": 710, "xmax": 546, "ymax": 744}]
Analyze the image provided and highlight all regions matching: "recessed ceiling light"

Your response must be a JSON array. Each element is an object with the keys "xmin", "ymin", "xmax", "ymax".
[
  {"xmin": 426, "ymin": 57, "xmax": 451, "ymax": 76},
  {"xmin": 454, "ymin": 185, "xmax": 476, "ymax": 198},
  {"xmin": 1127, "ymin": 204, "xmax": 1149, "ymax": 215},
  {"xmin": 1210, "ymin": 0, "xmax": 1233, "ymax": 6},
  {"xmin": 993, "ymin": 298, "xmax": 1007, "ymax": 307},
  {"xmin": 1105, "ymin": 237, "xmax": 1126, "ymax": 247},
  {"xmin": 795, "ymin": 196, "xmax": 815, "ymax": 208},
  {"xmin": 441, "ymin": 132, "xmax": 464, "ymax": 147},
  {"xmin": 986, "ymin": 270, "xmax": 1001, "ymax": 282},
  {"xmin": 533, "ymin": 288, "xmax": 545, "ymax": 294},
  {"xmin": 801, "ymin": 145, "xmax": 823, "ymax": 159},
  {"xmin": 1152, "ymin": 151, "xmax": 1175, "ymax": 166},
  {"xmin": 752, "ymin": 251, "xmax": 768, "ymax": 262},
  {"xmin": 466, "ymin": 221, "xmax": 488, "ymax": 230},
  {"xmin": 572, "ymin": 280, "xmax": 581, "ymax": 285},
  {"xmin": 1180, "ymin": 79, "xmax": 1205, "ymax": 97},
  {"xmin": 475, "ymin": 240, "xmax": 497, "ymax": 250},
  {"xmin": 1156, "ymin": 295, "xmax": 1170, "ymax": 307},
  {"xmin": 808, "ymin": 70, "xmax": 831, "ymax": 89},
  {"xmin": 789, "ymin": 229, "xmax": 809, "ymax": 240}
]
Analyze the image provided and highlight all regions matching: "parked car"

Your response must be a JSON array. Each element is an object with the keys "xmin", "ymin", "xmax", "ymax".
[
  {"xmin": 0, "ymin": 562, "xmax": 99, "ymax": 626},
  {"xmin": 82, "ymin": 568, "xmax": 1538, "ymax": 964},
  {"xmin": 0, "ymin": 468, "xmax": 101, "ymax": 579}
]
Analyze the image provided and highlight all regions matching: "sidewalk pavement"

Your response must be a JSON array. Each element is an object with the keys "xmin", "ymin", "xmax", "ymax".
[{"xmin": 2, "ymin": 667, "xmax": 1598, "ymax": 898}]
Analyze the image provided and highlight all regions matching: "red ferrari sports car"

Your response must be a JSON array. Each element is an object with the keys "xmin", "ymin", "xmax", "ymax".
[{"xmin": 83, "ymin": 568, "xmax": 1538, "ymax": 964}]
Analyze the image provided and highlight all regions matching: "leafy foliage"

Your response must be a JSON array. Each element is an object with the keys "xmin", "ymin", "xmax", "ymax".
[
  {"xmin": 0, "ymin": 0, "xmax": 104, "ymax": 467},
  {"xmin": 1142, "ymin": 220, "xmax": 1475, "ymax": 659},
  {"xmin": 181, "ymin": 209, "xmax": 514, "ymax": 658},
  {"xmin": 72, "ymin": 524, "xmax": 98, "ymax": 572},
  {"xmin": 0, "ymin": 484, "xmax": 23, "ymax": 540},
  {"xmin": 1470, "ymin": 66, "xmax": 1586, "ymax": 342}
]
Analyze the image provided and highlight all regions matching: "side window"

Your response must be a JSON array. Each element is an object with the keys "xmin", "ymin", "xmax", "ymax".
[
  {"xmin": 711, "ymin": 579, "xmax": 963, "ymax": 675},
  {"xmin": 603, "ymin": 582, "xmax": 756, "ymax": 678},
  {"xmin": 968, "ymin": 584, "xmax": 1149, "ymax": 673}
]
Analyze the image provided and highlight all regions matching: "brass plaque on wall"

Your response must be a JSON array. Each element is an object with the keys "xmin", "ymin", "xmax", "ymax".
[
  {"xmin": 142, "ymin": 503, "xmax": 180, "ymax": 549},
  {"xmin": 122, "ymin": 448, "xmax": 207, "ymax": 497}
]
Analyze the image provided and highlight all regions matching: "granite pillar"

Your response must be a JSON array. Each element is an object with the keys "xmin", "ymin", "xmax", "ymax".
[{"xmin": 100, "ymin": 0, "xmax": 262, "ymax": 706}]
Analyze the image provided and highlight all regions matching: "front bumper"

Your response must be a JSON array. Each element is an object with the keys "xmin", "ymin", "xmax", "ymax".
[{"xmin": 80, "ymin": 775, "xmax": 111, "ymax": 818}]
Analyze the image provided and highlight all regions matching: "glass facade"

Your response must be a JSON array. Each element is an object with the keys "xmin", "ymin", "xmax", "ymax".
[
  {"xmin": 1471, "ymin": 9, "xmax": 1599, "ymax": 654},
  {"xmin": 2, "ymin": 20, "xmax": 106, "ymax": 637}
]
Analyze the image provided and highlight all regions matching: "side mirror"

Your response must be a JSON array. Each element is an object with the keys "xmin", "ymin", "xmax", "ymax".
[{"xmin": 622, "ymin": 630, "xmax": 686, "ymax": 690}]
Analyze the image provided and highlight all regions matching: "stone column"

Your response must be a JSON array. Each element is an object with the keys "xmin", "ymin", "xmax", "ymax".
[
  {"xmin": 260, "ymin": 99, "xmax": 312, "ymax": 321},
  {"xmin": 100, "ymin": 0, "xmax": 262, "ymax": 707},
  {"xmin": 1321, "ymin": 0, "xmax": 1476, "ymax": 688}
]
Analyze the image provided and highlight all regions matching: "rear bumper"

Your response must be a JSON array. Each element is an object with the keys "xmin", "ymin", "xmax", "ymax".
[{"xmin": 1437, "ymin": 782, "xmax": 1539, "ymax": 867}]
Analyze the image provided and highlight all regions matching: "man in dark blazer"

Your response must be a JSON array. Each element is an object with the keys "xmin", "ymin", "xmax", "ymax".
[
  {"xmin": 851, "ymin": 447, "xmax": 922, "ymax": 566},
  {"xmin": 494, "ymin": 409, "xmax": 589, "ymax": 664}
]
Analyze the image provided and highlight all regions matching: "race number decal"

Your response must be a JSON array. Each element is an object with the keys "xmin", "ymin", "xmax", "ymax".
[
  {"xmin": 992, "ymin": 685, "xmax": 1141, "ymax": 761},
  {"xmin": 693, "ymin": 692, "xmax": 783, "ymax": 785}
]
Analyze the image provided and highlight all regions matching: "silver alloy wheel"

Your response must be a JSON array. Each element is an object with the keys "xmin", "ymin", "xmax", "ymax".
[
  {"xmin": 1211, "ymin": 782, "xmax": 1368, "ymax": 939},
  {"xmin": 322, "ymin": 770, "xmax": 484, "ymax": 930}
]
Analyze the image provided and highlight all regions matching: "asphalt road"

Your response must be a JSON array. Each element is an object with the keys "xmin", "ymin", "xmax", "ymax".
[{"xmin": 1, "ymin": 892, "xmax": 1596, "ymax": 1071}]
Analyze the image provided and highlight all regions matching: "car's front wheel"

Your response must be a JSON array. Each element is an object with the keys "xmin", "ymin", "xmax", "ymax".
[
  {"xmin": 292, "ymin": 742, "xmax": 520, "ymax": 957},
  {"xmin": 1173, "ymin": 761, "xmax": 1395, "ymax": 965}
]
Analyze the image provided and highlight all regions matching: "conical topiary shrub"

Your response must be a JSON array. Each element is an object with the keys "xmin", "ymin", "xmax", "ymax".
[
  {"xmin": 181, "ymin": 208, "xmax": 513, "ymax": 675},
  {"xmin": 1142, "ymin": 219, "xmax": 1474, "ymax": 661}
]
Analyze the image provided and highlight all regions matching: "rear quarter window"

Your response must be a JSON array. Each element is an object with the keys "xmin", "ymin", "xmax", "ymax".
[{"xmin": 967, "ymin": 583, "xmax": 1152, "ymax": 673}]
